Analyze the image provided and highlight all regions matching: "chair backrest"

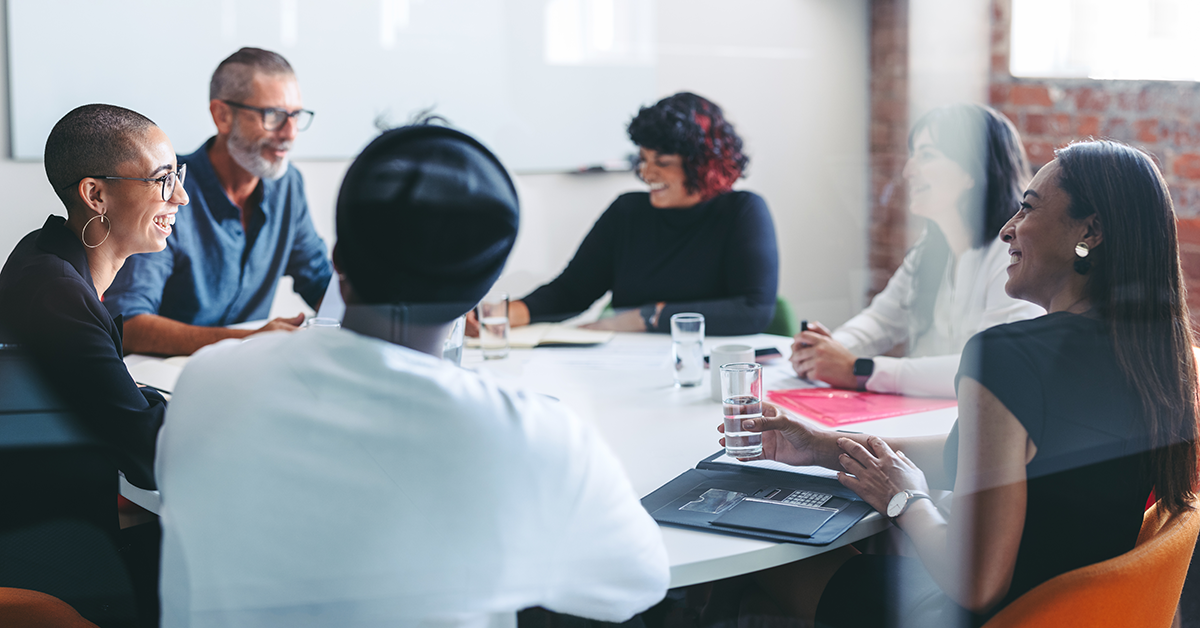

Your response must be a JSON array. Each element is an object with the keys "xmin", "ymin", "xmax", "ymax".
[
  {"xmin": 764, "ymin": 295, "xmax": 798, "ymax": 337},
  {"xmin": 0, "ymin": 347, "xmax": 138, "ymax": 627},
  {"xmin": 0, "ymin": 587, "xmax": 100, "ymax": 628},
  {"xmin": 982, "ymin": 500, "xmax": 1200, "ymax": 628},
  {"xmin": 0, "ymin": 345, "xmax": 119, "ymax": 537}
]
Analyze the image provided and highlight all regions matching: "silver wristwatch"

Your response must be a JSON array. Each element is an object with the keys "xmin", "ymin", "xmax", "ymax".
[{"xmin": 886, "ymin": 489, "xmax": 932, "ymax": 518}]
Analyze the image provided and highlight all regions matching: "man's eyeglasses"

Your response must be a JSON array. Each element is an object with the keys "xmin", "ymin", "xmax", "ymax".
[
  {"xmin": 82, "ymin": 163, "xmax": 187, "ymax": 202},
  {"xmin": 223, "ymin": 100, "xmax": 315, "ymax": 132}
]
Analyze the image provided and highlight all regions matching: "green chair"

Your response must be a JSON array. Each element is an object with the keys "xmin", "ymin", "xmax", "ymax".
[{"xmin": 764, "ymin": 295, "xmax": 798, "ymax": 337}]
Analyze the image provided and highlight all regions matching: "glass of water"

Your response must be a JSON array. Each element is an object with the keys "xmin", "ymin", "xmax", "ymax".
[
  {"xmin": 721, "ymin": 362, "xmax": 763, "ymax": 459},
  {"xmin": 670, "ymin": 313, "xmax": 705, "ymax": 387},
  {"xmin": 302, "ymin": 317, "xmax": 341, "ymax": 330},
  {"xmin": 442, "ymin": 315, "xmax": 466, "ymax": 365},
  {"xmin": 476, "ymin": 293, "xmax": 510, "ymax": 360}
]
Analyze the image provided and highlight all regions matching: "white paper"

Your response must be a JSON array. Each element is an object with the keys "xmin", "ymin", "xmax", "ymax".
[
  {"xmin": 127, "ymin": 359, "xmax": 185, "ymax": 395},
  {"xmin": 711, "ymin": 453, "xmax": 841, "ymax": 480}
]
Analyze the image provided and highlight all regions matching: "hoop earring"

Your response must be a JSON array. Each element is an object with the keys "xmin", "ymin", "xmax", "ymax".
[
  {"xmin": 1073, "ymin": 241, "xmax": 1091, "ymax": 275},
  {"xmin": 82, "ymin": 214, "xmax": 111, "ymax": 249}
]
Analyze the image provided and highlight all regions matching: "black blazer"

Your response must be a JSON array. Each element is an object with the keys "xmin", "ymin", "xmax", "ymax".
[{"xmin": 0, "ymin": 215, "xmax": 164, "ymax": 489}]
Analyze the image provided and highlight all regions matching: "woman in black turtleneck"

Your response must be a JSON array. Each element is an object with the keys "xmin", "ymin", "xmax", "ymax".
[{"xmin": 491, "ymin": 92, "xmax": 778, "ymax": 337}]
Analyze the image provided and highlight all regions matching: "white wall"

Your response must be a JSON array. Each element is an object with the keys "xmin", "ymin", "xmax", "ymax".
[{"xmin": 0, "ymin": 0, "xmax": 870, "ymax": 330}]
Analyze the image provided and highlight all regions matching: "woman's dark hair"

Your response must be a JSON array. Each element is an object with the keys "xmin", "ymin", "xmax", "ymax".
[
  {"xmin": 627, "ymin": 92, "xmax": 748, "ymax": 201},
  {"xmin": 1056, "ymin": 140, "xmax": 1198, "ymax": 516},
  {"xmin": 909, "ymin": 104, "xmax": 1029, "ymax": 247},
  {"xmin": 908, "ymin": 104, "xmax": 1030, "ymax": 338}
]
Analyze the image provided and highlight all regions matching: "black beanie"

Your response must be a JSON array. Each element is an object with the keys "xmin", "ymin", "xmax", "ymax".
[{"xmin": 335, "ymin": 125, "xmax": 519, "ymax": 321}]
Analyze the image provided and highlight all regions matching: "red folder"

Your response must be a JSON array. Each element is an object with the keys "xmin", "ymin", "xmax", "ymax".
[{"xmin": 765, "ymin": 388, "xmax": 957, "ymax": 427}]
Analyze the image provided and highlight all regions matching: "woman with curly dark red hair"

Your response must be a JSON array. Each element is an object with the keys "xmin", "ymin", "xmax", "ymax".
[{"xmin": 507, "ymin": 92, "xmax": 778, "ymax": 335}]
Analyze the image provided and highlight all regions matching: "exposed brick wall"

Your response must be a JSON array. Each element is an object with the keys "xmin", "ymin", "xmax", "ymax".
[
  {"xmin": 867, "ymin": 0, "xmax": 910, "ymax": 297},
  {"xmin": 988, "ymin": 0, "xmax": 1200, "ymax": 325}
]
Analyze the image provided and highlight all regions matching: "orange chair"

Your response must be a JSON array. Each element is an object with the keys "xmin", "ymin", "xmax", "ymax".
[
  {"xmin": 982, "ymin": 500, "xmax": 1200, "ymax": 628},
  {"xmin": 0, "ymin": 588, "xmax": 99, "ymax": 628}
]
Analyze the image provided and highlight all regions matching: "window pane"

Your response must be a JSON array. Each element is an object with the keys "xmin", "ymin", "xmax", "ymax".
[{"xmin": 1011, "ymin": 0, "xmax": 1200, "ymax": 81}]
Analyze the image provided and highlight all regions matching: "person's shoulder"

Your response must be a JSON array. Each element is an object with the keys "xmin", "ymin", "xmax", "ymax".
[
  {"xmin": 176, "ymin": 141, "xmax": 215, "ymax": 173},
  {"xmin": 967, "ymin": 312, "xmax": 1085, "ymax": 361},
  {"xmin": 272, "ymin": 161, "xmax": 306, "ymax": 189},
  {"xmin": 716, "ymin": 190, "xmax": 766, "ymax": 209},
  {"xmin": 591, "ymin": 192, "xmax": 649, "ymax": 228},
  {"xmin": 610, "ymin": 191, "xmax": 650, "ymax": 211},
  {"xmin": 3, "ymin": 237, "xmax": 88, "ymax": 303},
  {"xmin": 974, "ymin": 312, "xmax": 1048, "ymax": 340},
  {"xmin": 3, "ymin": 230, "xmax": 64, "ymax": 279}
]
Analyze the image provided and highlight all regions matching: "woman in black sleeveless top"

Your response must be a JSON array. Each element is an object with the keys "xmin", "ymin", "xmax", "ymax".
[{"xmin": 729, "ymin": 140, "xmax": 1199, "ymax": 627}]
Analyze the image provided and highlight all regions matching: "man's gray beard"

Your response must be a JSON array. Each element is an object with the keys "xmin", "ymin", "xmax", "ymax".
[{"xmin": 227, "ymin": 119, "xmax": 289, "ymax": 181}]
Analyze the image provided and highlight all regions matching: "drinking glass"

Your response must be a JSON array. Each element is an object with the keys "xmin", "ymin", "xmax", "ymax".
[
  {"xmin": 302, "ymin": 317, "xmax": 341, "ymax": 329},
  {"xmin": 476, "ymin": 293, "xmax": 510, "ymax": 360},
  {"xmin": 671, "ymin": 313, "xmax": 705, "ymax": 387},
  {"xmin": 442, "ymin": 315, "xmax": 466, "ymax": 365},
  {"xmin": 721, "ymin": 362, "xmax": 763, "ymax": 459}
]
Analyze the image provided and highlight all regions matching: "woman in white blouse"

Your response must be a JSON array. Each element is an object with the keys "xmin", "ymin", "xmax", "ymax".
[{"xmin": 791, "ymin": 104, "xmax": 1044, "ymax": 398}]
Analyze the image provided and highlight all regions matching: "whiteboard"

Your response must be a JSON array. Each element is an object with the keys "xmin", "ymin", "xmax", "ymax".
[{"xmin": 7, "ymin": 0, "xmax": 656, "ymax": 172}]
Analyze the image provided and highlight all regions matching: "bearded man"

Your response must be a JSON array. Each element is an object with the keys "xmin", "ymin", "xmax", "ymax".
[{"xmin": 105, "ymin": 48, "xmax": 333, "ymax": 356}]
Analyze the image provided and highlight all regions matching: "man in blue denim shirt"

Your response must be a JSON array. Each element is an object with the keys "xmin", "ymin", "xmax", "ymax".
[{"xmin": 105, "ymin": 48, "xmax": 332, "ymax": 356}]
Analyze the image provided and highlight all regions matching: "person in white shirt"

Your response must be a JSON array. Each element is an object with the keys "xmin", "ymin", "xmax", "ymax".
[
  {"xmin": 791, "ymin": 104, "xmax": 1044, "ymax": 398},
  {"xmin": 156, "ymin": 124, "xmax": 670, "ymax": 628}
]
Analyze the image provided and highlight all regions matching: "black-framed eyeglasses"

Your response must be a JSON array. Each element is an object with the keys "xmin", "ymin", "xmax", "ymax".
[
  {"xmin": 223, "ymin": 100, "xmax": 315, "ymax": 132},
  {"xmin": 80, "ymin": 163, "xmax": 187, "ymax": 202}
]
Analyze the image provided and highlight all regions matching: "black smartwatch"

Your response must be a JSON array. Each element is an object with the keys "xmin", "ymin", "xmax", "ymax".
[
  {"xmin": 640, "ymin": 303, "xmax": 658, "ymax": 331},
  {"xmin": 853, "ymin": 358, "xmax": 874, "ymax": 391}
]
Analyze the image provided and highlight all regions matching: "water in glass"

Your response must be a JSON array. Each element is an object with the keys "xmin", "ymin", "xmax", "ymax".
[
  {"xmin": 673, "ymin": 338, "xmax": 704, "ymax": 387},
  {"xmin": 480, "ymin": 316, "xmax": 509, "ymax": 359},
  {"xmin": 723, "ymin": 394, "xmax": 764, "ymax": 458}
]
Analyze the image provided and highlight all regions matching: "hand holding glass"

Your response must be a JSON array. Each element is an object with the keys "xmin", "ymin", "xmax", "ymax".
[{"xmin": 721, "ymin": 362, "xmax": 763, "ymax": 459}]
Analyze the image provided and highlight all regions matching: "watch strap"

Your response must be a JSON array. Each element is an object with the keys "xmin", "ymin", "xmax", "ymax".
[{"xmin": 640, "ymin": 303, "xmax": 658, "ymax": 331}]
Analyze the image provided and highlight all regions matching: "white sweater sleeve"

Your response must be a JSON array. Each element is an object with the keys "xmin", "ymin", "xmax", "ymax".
[
  {"xmin": 539, "ymin": 419, "xmax": 670, "ymax": 621},
  {"xmin": 863, "ymin": 241, "xmax": 1044, "ymax": 398},
  {"xmin": 831, "ymin": 247, "xmax": 920, "ymax": 358}
]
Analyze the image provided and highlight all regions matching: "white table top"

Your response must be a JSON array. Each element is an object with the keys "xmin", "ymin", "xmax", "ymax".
[
  {"xmin": 462, "ymin": 332, "xmax": 958, "ymax": 587},
  {"xmin": 124, "ymin": 330, "xmax": 958, "ymax": 588}
]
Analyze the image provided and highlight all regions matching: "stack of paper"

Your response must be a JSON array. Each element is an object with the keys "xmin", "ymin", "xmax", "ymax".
[{"xmin": 467, "ymin": 323, "xmax": 614, "ymax": 349}]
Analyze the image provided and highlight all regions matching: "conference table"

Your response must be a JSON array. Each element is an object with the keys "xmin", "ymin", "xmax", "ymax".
[{"xmin": 122, "ymin": 329, "xmax": 958, "ymax": 588}]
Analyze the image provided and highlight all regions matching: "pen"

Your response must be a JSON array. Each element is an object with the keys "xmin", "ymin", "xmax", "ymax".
[{"xmin": 136, "ymin": 381, "xmax": 173, "ymax": 397}]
